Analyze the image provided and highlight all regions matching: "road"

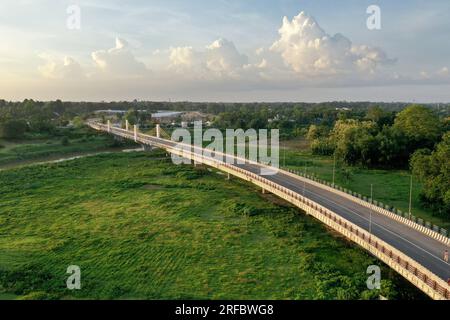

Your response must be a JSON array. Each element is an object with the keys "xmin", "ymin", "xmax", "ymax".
[
  {"xmin": 94, "ymin": 124, "xmax": 450, "ymax": 283},
  {"xmin": 236, "ymin": 161, "xmax": 450, "ymax": 281}
]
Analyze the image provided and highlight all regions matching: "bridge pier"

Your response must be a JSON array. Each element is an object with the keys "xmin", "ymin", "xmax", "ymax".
[
  {"xmin": 156, "ymin": 124, "xmax": 161, "ymax": 138},
  {"xmin": 134, "ymin": 125, "xmax": 138, "ymax": 142},
  {"xmin": 125, "ymin": 119, "xmax": 129, "ymax": 131},
  {"xmin": 114, "ymin": 135, "xmax": 124, "ymax": 142},
  {"xmin": 141, "ymin": 144, "xmax": 154, "ymax": 152},
  {"xmin": 227, "ymin": 173, "xmax": 230, "ymax": 180}
]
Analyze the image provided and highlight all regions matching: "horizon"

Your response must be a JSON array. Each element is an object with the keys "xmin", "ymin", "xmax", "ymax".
[{"xmin": 2, "ymin": 99, "xmax": 449, "ymax": 105}]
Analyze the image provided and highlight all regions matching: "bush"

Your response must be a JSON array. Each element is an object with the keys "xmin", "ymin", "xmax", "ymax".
[
  {"xmin": 0, "ymin": 119, "xmax": 28, "ymax": 139},
  {"xmin": 231, "ymin": 202, "xmax": 260, "ymax": 217},
  {"xmin": 311, "ymin": 138, "xmax": 335, "ymax": 156},
  {"xmin": 61, "ymin": 136, "xmax": 70, "ymax": 146}
]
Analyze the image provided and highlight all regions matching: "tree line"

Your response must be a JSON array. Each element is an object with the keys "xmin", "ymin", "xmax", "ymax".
[{"xmin": 306, "ymin": 105, "xmax": 449, "ymax": 217}]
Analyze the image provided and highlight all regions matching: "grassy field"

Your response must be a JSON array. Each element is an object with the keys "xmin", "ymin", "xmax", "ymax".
[
  {"xmin": 0, "ymin": 151, "xmax": 423, "ymax": 300},
  {"xmin": 0, "ymin": 127, "xmax": 128, "ymax": 169},
  {"xmin": 280, "ymin": 138, "xmax": 450, "ymax": 231}
]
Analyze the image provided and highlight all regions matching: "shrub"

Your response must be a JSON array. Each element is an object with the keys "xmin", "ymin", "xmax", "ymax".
[
  {"xmin": 231, "ymin": 202, "xmax": 260, "ymax": 217},
  {"xmin": 0, "ymin": 119, "xmax": 28, "ymax": 139},
  {"xmin": 61, "ymin": 136, "xmax": 70, "ymax": 146},
  {"xmin": 311, "ymin": 138, "xmax": 335, "ymax": 156}
]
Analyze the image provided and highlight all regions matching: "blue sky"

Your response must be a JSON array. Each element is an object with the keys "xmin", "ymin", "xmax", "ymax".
[{"xmin": 1, "ymin": 0, "xmax": 450, "ymax": 102}]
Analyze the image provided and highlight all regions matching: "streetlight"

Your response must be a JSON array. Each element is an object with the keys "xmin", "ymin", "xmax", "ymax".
[
  {"xmin": 370, "ymin": 184, "xmax": 373, "ymax": 235},
  {"xmin": 303, "ymin": 164, "xmax": 307, "ymax": 196},
  {"xmin": 408, "ymin": 174, "xmax": 413, "ymax": 220},
  {"xmin": 332, "ymin": 152, "xmax": 336, "ymax": 186}
]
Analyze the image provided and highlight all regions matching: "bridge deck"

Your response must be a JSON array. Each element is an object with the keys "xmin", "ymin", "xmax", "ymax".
[
  {"xmin": 89, "ymin": 122, "xmax": 450, "ymax": 297},
  {"xmin": 236, "ymin": 161, "xmax": 450, "ymax": 281}
]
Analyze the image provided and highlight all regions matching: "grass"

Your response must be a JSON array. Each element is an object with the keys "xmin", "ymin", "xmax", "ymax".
[
  {"xmin": 280, "ymin": 138, "xmax": 450, "ymax": 231},
  {"xmin": 0, "ymin": 127, "xmax": 131, "ymax": 169},
  {"xmin": 0, "ymin": 151, "xmax": 424, "ymax": 300}
]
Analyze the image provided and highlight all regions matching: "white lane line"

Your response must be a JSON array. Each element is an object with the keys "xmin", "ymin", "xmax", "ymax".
[
  {"xmin": 271, "ymin": 174, "xmax": 450, "ymax": 268},
  {"xmin": 124, "ymin": 140, "xmax": 450, "ymax": 271}
]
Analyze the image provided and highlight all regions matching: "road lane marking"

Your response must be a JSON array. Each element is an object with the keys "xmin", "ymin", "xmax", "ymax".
[{"xmin": 273, "ymin": 174, "xmax": 450, "ymax": 271}]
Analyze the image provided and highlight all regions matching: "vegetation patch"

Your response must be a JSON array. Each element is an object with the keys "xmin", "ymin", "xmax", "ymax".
[{"xmin": 0, "ymin": 151, "xmax": 424, "ymax": 300}]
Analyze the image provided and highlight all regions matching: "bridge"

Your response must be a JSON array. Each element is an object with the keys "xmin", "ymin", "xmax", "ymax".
[{"xmin": 88, "ymin": 120, "xmax": 450, "ymax": 300}]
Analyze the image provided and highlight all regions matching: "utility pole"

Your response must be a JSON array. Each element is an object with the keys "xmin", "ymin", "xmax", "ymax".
[
  {"xmin": 332, "ymin": 152, "xmax": 336, "ymax": 186},
  {"xmin": 303, "ymin": 164, "xmax": 307, "ymax": 196},
  {"xmin": 409, "ymin": 174, "xmax": 413, "ymax": 219},
  {"xmin": 370, "ymin": 184, "xmax": 373, "ymax": 235}
]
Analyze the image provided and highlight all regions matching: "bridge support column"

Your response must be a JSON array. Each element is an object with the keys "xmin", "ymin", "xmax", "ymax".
[
  {"xmin": 107, "ymin": 120, "xmax": 111, "ymax": 132},
  {"xmin": 141, "ymin": 144, "xmax": 153, "ymax": 152},
  {"xmin": 134, "ymin": 125, "xmax": 138, "ymax": 142},
  {"xmin": 227, "ymin": 173, "xmax": 230, "ymax": 180},
  {"xmin": 156, "ymin": 124, "xmax": 161, "ymax": 138},
  {"xmin": 125, "ymin": 119, "xmax": 129, "ymax": 131},
  {"xmin": 262, "ymin": 188, "xmax": 266, "ymax": 194}
]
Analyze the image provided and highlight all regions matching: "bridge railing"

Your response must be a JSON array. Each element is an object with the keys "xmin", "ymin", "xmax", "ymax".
[
  {"xmin": 89, "ymin": 122, "xmax": 450, "ymax": 299},
  {"xmin": 215, "ymin": 162, "xmax": 450, "ymax": 300},
  {"xmin": 279, "ymin": 168, "xmax": 450, "ymax": 247}
]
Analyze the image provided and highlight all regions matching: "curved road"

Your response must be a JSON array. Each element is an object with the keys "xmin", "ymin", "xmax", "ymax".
[
  {"xmin": 93, "ymin": 124, "xmax": 450, "ymax": 283},
  {"xmin": 236, "ymin": 161, "xmax": 450, "ymax": 281}
]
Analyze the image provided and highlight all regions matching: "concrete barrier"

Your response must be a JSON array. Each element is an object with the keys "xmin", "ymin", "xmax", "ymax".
[{"xmin": 89, "ymin": 122, "xmax": 450, "ymax": 300}]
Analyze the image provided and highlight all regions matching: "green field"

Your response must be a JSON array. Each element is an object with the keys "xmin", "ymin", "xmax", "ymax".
[
  {"xmin": 280, "ymin": 139, "xmax": 450, "ymax": 231},
  {"xmin": 0, "ymin": 151, "xmax": 423, "ymax": 300},
  {"xmin": 0, "ymin": 128, "xmax": 127, "ymax": 169}
]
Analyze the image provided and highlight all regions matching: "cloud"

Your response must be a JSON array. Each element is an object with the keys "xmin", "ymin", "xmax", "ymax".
[
  {"xmin": 169, "ymin": 46, "xmax": 198, "ymax": 69},
  {"xmin": 437, "ymin": 67, "xmax": 449, "ymax": 77},
  {"xmin": 29, "ymin": 10, "xmax": 450, "ymax": 101},
  {"xmin": 168, "ymin": 38, "xmax": 248, "ymax": 78},
  {"xmin": 205, "ymin": 38, "xmax": 248, "ymax": 75},
  {"xmin": 270, "ymin": 12, "xmax": 394, "ymax": 77},
  {"xmin": 91, "ymin": 37, "xmax": 148, "ymax": 77},
  {"xmin": 38, "ymin": 54, "xmax": 84, "ymax": 80}
]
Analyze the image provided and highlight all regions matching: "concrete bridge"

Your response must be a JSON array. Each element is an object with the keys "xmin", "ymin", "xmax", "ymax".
[{"xmin": 88, "ymin": 120, "xmax": 450, "ymax": 300}]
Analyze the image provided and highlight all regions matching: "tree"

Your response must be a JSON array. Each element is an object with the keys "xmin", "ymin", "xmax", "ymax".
[
  {"xmin": 365, "ymin": 106, "xmax": 394, "ymax": 127},
  {"xmin": 331, "ymin": 120, "xmax": 377, "ymax": 166},
  {"xmin": 394, "ymin": 105, "xmax": 442, "ymax": 149},
  {"xmin": 0, "ymin": 119, "xmax": 28, "ymax": 139},
  {"xmin": 124, "ymin": 108, "xmax": 138, "ymax": 125},
  {"xmin": 311, "ymin": 138, "xmax": 335, "ymax": 156},
  {"xmin": 72, "ymin": 116, "xmax": 84, "ymax": 128},
  {"xmin": 306, "ymin": 125, "xmax": 328, "ymax": 141},
  {"xmin": 410, "ymin": 132, "xmax": 450, "ymax": 217},
  {"xmin": 375, "ymin": 126, "xmax": 409, "ymax": 167}
]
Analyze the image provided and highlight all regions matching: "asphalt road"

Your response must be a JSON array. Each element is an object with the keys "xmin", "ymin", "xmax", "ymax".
[
  {"xmin": 236, "ymin": 161, "xmax": 450, "ymax": 281},
  {"xmin": 107, "ymin": 126, "xmax": 450, "ymax": 282}
]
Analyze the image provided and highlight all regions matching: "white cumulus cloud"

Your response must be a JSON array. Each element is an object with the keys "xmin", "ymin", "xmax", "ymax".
[
  {"xmin": 205, "ymin": 38, "xmax": 248, "ymax": 75},
  {"xmin": 270, "ymin": 11, "xmax": 394, "ymax": 77},
  {"xmin": 91, "ymin": 38, "xmax": 148, "ymax": 77},
  {"xmin": 168, "ymin": 38, "xmax": 248, "ymax": 78},
  {"xmin": 169, "ymin": 46, "xmax": 198, "ymax": 69},
  {"xmin": 38, "ymin": 54, "xmax": 84, "ymax": 79}
]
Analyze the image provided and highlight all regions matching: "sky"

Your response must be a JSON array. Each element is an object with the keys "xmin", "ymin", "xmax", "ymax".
[{"xmin": 1, "ymin": 0, "xmax": 450, "ymax": 102}]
